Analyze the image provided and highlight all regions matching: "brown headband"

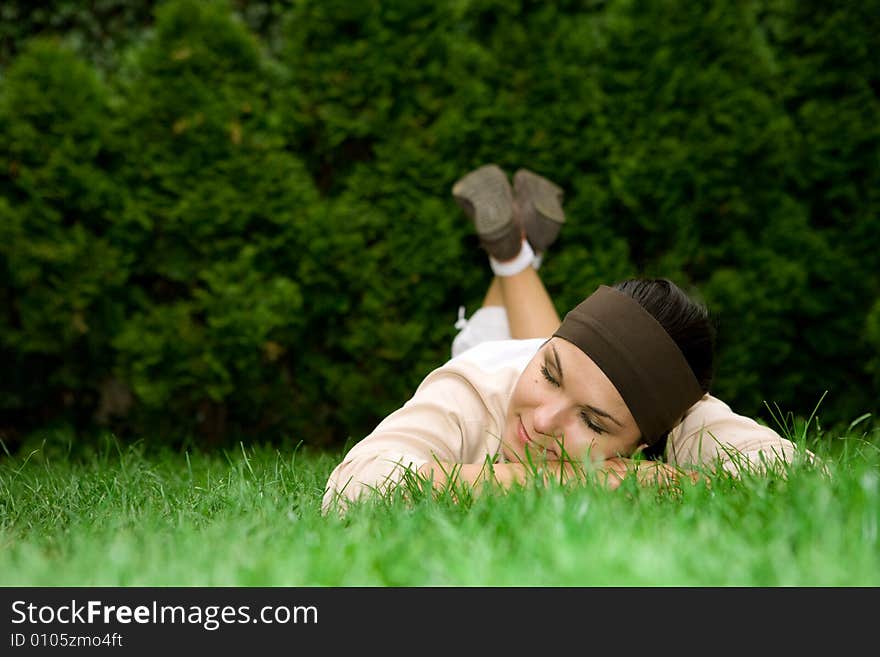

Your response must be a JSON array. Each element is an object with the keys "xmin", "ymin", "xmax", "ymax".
[{"xmin": 552, "ymin": 285, "xmax": 703, "ymax": 443}]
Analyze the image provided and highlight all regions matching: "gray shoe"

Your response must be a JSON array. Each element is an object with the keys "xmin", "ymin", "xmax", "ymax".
[
  {"xmin": 513, "ymin": 168, "xmax": 565, "ymax": 253},
  {"xmin": 452, "ymin": 164, "xmax": 523, "ymax": 261}
]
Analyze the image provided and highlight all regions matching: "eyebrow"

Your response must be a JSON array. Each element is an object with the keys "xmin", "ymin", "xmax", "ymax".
[{"xmin": 549, "ymin": 344, "xmax": 624, "ymax": 427}]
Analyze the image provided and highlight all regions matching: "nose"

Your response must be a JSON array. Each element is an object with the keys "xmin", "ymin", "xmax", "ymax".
[{"xmin": 532, "ymin": 396, "xmax": 567, "ymax": 441}]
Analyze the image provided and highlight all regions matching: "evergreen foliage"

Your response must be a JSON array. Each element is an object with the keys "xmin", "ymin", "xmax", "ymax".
[{"xmin": 1, "ymin": 0, "xmax": 877, "ymax": 448}]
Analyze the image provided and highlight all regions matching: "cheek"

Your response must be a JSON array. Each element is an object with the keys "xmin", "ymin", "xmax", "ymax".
[
  {"xmin": 556, "ymin": 427, "xmax": 597, "ymax": 459},
  {"xmin": 511, "ymin": 377, "xmax": 542, "ymax": 409},
  {"xmin": 560, "ymin": 430, "xmax": 632, "ymax": 462}
]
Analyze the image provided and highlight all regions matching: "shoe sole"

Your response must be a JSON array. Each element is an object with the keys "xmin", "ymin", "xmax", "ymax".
[
  {"xmin": 513, "ymin": 169, "xmax": 565, "ymax": 252},
  {"xmin": 453, "ymin": 164, "xmax": 524, "ymax": 260},
  {"xmin": 452, "ymin": 164, "xmax": 515, "ymax": 238}
]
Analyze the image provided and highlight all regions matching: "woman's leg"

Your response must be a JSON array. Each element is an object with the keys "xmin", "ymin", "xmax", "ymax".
[
  {"xmin": 495, "ymin": 267, "xmax": 561, "ymax": 339},
  {"xmin": 480, "ymin": 267, "xmax": 561, "ymax": 339},
  {"xmin": 481, "ymin": 276, "xmax": 503, "ymax": 307},
  {"xmin": 455, "ymin": 163, "xmax": 564, "ymax": 344},
  {"xmin": 453, "ymin": 266, "xmax": 559, "ymax": 359}
]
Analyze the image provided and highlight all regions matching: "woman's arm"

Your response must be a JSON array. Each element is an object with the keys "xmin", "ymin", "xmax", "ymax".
[
  {"xmin": 667, "ymin": 394, "xmax": 814, "ymax": 474},
  {"xmin": 321, "ymin": 370, "xmax": 495, "ymax": 512}
]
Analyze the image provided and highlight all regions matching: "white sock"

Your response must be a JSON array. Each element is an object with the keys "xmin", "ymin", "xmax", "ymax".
[
  {"xmin": 532, "ymin": 252, "xmax": 544, "ymax": 270},
  {"xmin": 489, "ymin": 240, "xmax": 535, "ymax": 277}
]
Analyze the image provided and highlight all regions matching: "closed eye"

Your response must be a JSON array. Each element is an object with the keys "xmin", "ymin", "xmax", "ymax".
[
  {"xmin": 540, "ymin": 365, "xmax": 559, "ymax": 387},
  {"xmin": 543, "ymin": 365, "xmax": 606, "ymax": 434},
  {"xmin": 581, "ymin": 411, "xmax": 606, "ymax": 435}
]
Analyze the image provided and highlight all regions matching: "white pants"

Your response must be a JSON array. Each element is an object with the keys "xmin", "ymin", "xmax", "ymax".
[{"xmin": 451, "ymin": 306, "xmax": 512, "ymax": 359}]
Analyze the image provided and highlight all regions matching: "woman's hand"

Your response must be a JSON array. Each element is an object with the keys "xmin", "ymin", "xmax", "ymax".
[{"xmin": 598, "ymin": 457, "xmax": 702, "ymax": 490}]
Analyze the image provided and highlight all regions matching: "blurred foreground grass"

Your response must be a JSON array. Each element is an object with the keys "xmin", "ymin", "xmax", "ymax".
[{"xmin": 1, "ymin": 421, "xmax": 878, "ymax": 586}]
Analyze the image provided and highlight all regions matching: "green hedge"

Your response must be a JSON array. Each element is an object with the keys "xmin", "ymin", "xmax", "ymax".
[{"xmin": 1, "ymin": 0, "xmax": 877, "ymax": 449}]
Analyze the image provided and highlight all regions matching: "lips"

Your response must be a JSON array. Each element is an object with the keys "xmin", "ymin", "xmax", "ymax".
[
  {"xmin": 517, "ymin": 418, "xmax": 533, "ymax": 447},
  {"xmin": 517, "ymin": 417, "xmax": 558, "ymax": 457}
]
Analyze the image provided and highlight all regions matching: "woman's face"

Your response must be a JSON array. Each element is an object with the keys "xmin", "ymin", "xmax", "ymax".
[{"xmin": 502, "ymin": 337, "xmax": 644, "ymax": 463}]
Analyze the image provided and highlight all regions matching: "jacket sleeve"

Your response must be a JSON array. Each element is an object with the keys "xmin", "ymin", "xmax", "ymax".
[
  {"xmin": 666, "ymin": 394, "xmax": 812, "ymax": 475},
  {"xmin": 321, "ymin": 371, "xmax": 485, "ymax": 512}
]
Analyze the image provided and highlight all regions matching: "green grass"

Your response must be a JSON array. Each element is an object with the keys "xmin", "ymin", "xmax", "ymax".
[{"xmin": 1, "ymin": 422, "xmax": 879, "ymax": 586}]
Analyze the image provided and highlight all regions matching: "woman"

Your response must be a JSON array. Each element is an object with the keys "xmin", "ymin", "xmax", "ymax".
[{"xmin": 322, "ymin": 165, "xmax": 805, "ymax": 511}]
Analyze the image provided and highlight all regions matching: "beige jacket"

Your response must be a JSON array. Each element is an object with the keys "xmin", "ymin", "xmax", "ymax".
[{"xmin": 322, "ymin": 338, "xmax": 804, "ymax": 511}]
